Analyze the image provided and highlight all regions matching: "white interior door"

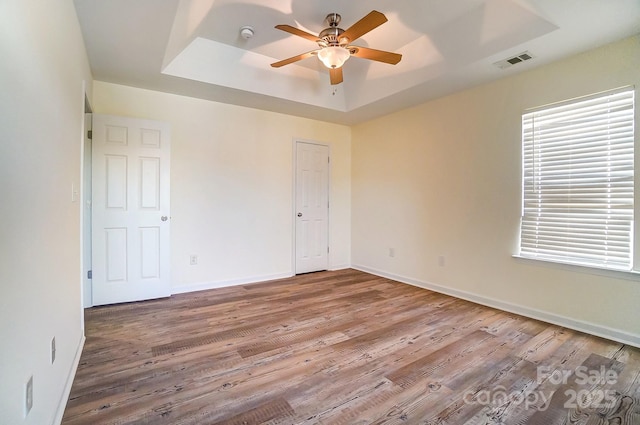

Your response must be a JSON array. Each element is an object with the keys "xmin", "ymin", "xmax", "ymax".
[
  {"xmin": 92, "ymin": 114, "xmax": 171, "ymax": 305},
  {"xmin": 295, "ymin": 141, "xmax": 329, "ymax": 274}
]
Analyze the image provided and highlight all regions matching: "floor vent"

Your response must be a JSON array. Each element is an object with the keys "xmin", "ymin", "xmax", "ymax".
[{"xmin": 493, "ymin": 51, "xmax": 534, "ymax": 70}]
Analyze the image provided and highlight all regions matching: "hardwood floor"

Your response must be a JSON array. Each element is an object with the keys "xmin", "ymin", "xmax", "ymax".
[{"xmin": 62, "ymin": 269, "xmax": 640, "ymax": 424}]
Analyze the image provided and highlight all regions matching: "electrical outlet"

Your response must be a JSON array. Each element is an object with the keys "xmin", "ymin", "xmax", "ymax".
[
  {"xmin": 51, "ymin": 337, "xmax": 56, "ymax": 364},
  {"xmin": 438, "ymin": 255, "xmax": 446, "ymax": 267},
  {"xmin": 25, "ymin": 375, "xmax": 33, "ymax": 417},
  {"xmin": 389, "ymin": 248, "xmax": 395, "ymax": 258},
  {"xmin": 189, "ymin": 255, "xmax": 198, "ymax": 265}
]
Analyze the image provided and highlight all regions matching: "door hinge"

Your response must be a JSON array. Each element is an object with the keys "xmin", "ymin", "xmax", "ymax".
[
  {"xmin": 327, "ymin": 246, "xmax": 330, "ymax": 254},
  {"xmin": 87, "ymin": 270, "xmax": 92, "ymax": 279},
  {"xmin": 87, "ymin": 130, "xmax": 92, "ymax": 140}
]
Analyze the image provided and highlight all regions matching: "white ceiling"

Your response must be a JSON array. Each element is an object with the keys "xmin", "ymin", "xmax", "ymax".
[{"xmin": 74, "ymin": 0, "xmax": 640, "ymax": 125}]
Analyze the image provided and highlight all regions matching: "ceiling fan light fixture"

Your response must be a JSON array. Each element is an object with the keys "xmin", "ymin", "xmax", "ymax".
[
  {"xmin": 272, "ymin": 10, "xmax": 400, "ymax": 84},
  {"xmin": 317, "ymin": 46, "xmax": 350, "ymax": 69}
]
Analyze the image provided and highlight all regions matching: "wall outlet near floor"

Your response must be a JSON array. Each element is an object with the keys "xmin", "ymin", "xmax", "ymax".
[
  {"xmin": 189, "ymin": 255, "xmax": 198, "ymax": 265},
  {"xmin": 438, "ymin": 255, "xmax": 446, "ymax": 267},
  {"xmin": 389, "ymin": 248, "xmax": 395, "ymax": 258},
  {"xmin": 51, "ymin": 337, "xmax": 56, "ymax": 364},
  {"xmin": 25, "ymin": 375, "xmax": 33, "ymax": 417}
]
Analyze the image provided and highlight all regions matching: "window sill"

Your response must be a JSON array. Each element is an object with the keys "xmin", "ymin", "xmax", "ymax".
[{"xmin": 512, "ymin": 255, "xmax": 640, "ymax": 282}]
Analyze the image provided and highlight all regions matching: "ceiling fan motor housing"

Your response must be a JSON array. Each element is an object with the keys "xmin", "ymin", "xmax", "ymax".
[{"xmin": 317, "ymin": 13, "xmax": 349, "ymax": 47}]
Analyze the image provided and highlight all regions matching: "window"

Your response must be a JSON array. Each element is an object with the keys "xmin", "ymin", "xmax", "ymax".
[{"xmin": 520, "ymin": 88, "xmax": 635, "ymax": 271}]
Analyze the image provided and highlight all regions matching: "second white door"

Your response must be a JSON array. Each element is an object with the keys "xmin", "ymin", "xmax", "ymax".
[{"xmin": 295, "ymin": 141, "xmax": 329, "ymax": 274}]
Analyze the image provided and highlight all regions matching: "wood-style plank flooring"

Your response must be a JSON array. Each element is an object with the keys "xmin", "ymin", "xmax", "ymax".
[{"xmin": 62, "ymin": 269, "xmax": 640, "ymax": 424}]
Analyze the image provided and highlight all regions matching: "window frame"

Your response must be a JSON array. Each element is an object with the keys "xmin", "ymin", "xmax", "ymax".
[{"xmin": 518, "ymin": 86, "xmax": 636, "ymax": 273}]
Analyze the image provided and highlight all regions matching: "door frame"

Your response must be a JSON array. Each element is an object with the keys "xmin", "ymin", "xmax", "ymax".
[
  {"xmin": 292, "ymin": 139, "xmax": 331, "ymax": 274},
  {"xmin": 80, "ymin": 84, "xmax": 93, "ymax": 317},
  {"xmin": 81, "ymin": 111, "xmax": 92, "ymax": 308}
]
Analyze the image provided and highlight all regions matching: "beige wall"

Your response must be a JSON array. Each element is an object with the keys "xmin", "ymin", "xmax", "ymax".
[
  {"xmin": 93, "ymin": 82, "xmax": 351, "ymax": 291},
  {"xmin": 0, "ymin": 0, "xmax": 93, "ymax": 423},
  {"xmin": 352, "ymin": 35, "xmax": 640, "ymax": 344}
]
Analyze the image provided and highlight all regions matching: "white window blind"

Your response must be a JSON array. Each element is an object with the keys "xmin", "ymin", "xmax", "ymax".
[{"xmin": 520, "ymin": 88, "xmax": 635, "ymax": 271}]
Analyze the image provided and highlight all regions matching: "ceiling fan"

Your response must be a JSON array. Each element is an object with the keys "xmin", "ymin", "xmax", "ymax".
[{"xmin": 271, "ymin": 10, "xmax": 402, "ymax": 85}]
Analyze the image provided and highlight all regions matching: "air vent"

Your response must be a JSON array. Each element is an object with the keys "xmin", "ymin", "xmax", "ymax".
[{"xmin": 493, "ymin": 51, "xmax": 534, "ymax": 70}]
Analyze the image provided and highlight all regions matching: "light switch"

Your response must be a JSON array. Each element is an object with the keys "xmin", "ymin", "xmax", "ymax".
[{"xmin": 71, "ymin": 183, "xmax": 79, "ymax": 202}]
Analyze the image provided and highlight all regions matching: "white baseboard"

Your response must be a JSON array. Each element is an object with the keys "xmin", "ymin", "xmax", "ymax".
[
  {"xmin": 353, "ymin": 264, "xmax": 640, "ymax": 349},
  {"xmin": 53, "ymin": 334, "xmax": 85, "ymax": 425},
  {"xmin": 172, "ymin": 272, "xmax": 293, "ymax": 294},
  {"xmin": 329, "ymin": 264, "xmax": 351, "ymax": 271}
]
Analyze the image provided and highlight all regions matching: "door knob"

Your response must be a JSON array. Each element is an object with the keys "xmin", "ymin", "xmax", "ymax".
[
  {"xmin": 297, "ymin": 213, "xmax": 302, "ymax": 217},
  {"xmin": 161, "ymin": 216, "xmax": 168, "ymax": 221}
]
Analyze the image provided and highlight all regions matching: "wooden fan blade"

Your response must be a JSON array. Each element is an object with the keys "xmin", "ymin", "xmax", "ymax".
[
  {"xmin": 350, "ymin": 46, "xmax": 401, "ymax": 65},
  {"xmin": 275, "ymin": 24, "xmax": 319, "ymax": 42},
  {"xmin": 341, "ymin": 10, "xmax": 387, "ymax": 44},
  {"xmin": 329, "ymin": 67, "xmax": 343, "ymax": 85},
  {"xmin": 271, "ymin": 50, "xmax": 318, "ymax": 68}
]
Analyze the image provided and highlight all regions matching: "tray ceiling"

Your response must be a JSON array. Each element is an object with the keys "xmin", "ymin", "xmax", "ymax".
[{"xmin": 74, "ymin": 0, "xmax": 640, "ymax": 124}]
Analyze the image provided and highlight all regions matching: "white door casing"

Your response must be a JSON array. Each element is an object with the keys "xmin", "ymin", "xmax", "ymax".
[
  {"xmin": 295, "ymin": 141, "xmax": 329, "ymax": 274},
  {"xmin": 82, "ymin": 112, "xmax": 92, "ymax": 308},
  {"xmin": 92, "ymin": 114, "xmax": 171, "ymax": 305}
]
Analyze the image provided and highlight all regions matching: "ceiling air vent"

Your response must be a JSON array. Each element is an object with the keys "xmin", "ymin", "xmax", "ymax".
[{"xmin": 493, "ymin": 51, "xmax": 534, "ymax": 70}]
